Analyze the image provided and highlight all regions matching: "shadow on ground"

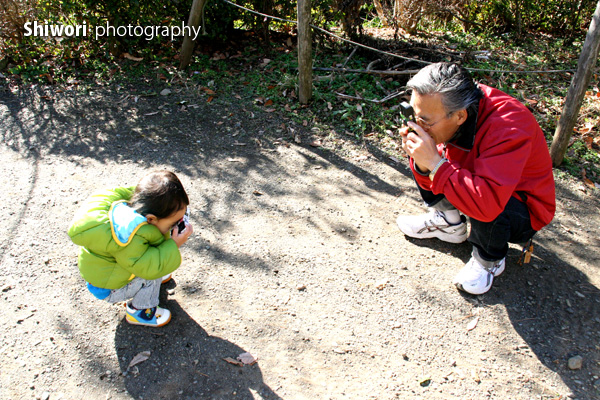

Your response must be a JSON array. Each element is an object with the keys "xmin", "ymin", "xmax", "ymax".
[
  {"xmin": 2, "ymin": 82, "xmax": 599, "ymax": 399},
  {"xmin": 115, "ymin": 284, "xmax": 281, "ymax": 400},
  {"xmin": 485, "ymin": 242, "xmax": 600, "ymax": 399},
  {"xmin": 389, "ymin": 194, "xmax": 600, "ymax": 400}
]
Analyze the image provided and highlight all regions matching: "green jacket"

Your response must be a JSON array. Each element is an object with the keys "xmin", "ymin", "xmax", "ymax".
[{"xmin": 68, "ymin": 186, "xmax": 181, "ymax": 289}]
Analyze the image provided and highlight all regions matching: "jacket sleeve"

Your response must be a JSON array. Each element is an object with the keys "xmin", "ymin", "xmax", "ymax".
[
  {"xmin": 415, "ymin": 126, "xmax": 533, "ymax": 222},
  {"xmin": 113, "ymin": 231, "xmax": 181, "ymax": 280}
]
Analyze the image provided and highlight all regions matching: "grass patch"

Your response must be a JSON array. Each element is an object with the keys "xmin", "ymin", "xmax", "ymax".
[{"xmin": 2, "ymin": 28, "xmax": 599, "ymax": 186}]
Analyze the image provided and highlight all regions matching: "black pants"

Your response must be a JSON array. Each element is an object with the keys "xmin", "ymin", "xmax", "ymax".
[{"xmin": 417, "ymin": 183, "xmax": 537, "ymax": 263}]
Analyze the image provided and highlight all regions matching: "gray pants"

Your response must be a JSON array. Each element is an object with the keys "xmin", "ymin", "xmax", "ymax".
[{"xmin": 104, "ymin": 277, "xmax": 162, "ymax": 309}]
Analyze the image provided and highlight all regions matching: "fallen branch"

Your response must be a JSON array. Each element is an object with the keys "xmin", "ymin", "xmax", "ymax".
[
  {"xmin": 335, "ymin": 90, "xmax": 407, "ymax": 104},
  {"xmin": 314, "ymin": 67, "xmax": 420, "ymax": 76}
]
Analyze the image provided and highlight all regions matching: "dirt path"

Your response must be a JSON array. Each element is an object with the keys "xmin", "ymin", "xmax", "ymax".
[{"xmin": 1, "ymin": 83, "xmax": 599, "ymax": 400}]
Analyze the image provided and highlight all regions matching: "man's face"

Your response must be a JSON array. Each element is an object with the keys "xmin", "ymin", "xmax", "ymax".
[{"xmin": 409, "ymin": 92, "xmax": 466, "ymax": 144}]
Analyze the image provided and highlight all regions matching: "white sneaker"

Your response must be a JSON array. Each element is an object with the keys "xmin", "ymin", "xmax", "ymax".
[
  {"xmin": 396, "ymin": 209, "xmax": 467, "ymax": 243},
  {"xmin": 161, "ymin": 274, "xmax": 172, "ymax": 284},
  {"xmin": 453, "ymin": 257, "xmax": 505, "ymax": 295}
]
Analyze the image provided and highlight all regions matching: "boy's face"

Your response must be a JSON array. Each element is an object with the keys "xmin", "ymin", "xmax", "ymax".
[{"xmin": 147, "ymin": 207, "xmax": 187, "ymax": 235}]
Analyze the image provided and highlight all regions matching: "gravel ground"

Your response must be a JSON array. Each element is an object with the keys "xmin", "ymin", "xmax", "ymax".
[{"xmin": 0, "ymin": 82, "xmax": 599, "ymax": 400}]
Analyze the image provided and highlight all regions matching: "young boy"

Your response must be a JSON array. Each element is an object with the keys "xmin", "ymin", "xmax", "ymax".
[{"xmin": 68, "ymin": 170, "xmax": 193, "ymax": 327}]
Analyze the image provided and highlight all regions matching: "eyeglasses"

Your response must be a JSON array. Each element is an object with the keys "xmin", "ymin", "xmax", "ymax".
[{"xmin": 415, "ymin": 112, "xmax": 453, "ymax": 131}]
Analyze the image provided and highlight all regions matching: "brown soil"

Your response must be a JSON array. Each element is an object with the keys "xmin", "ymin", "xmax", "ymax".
[{"xmin": 1, "ymin": 82, "xmax": 599, "ymax": 400}]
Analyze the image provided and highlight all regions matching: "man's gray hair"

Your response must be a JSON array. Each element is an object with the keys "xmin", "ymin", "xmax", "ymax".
[{"xmin": 407, "ymin": 63, "xmax": 482, "ymax": 115}]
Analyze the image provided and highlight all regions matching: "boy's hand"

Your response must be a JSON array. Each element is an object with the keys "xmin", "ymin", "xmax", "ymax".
[{"xmin": 171, "ymin": 223, "xmax": 193, "ymax": 247}]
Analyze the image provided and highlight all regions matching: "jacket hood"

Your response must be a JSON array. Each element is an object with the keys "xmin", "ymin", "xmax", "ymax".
[{"xmin": 109, "ymin": 201, "xmax": 148, "ymax": 246}]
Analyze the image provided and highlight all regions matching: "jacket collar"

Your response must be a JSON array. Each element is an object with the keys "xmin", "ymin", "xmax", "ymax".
[
  {"xmin": 446, "ymin": 102, "xmax": 478, "ymax": 151},
  {"xmin": 445, "ymin": 85, "xmax": 483, "ymax": 151}
]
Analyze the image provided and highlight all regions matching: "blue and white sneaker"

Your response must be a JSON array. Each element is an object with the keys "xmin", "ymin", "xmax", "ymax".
[
  {"xmin": 126, "ymin": 303, "xmax": 171, "ymax": 327},
  {"xmin": 453, "ymin": 257, "xmax": 505, "ymax": 295}
]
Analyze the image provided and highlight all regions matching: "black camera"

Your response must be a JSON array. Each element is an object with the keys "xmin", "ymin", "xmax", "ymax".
[
  {"xmin": 172, "ymin": 209, "xmax": 190, "ymax": 234},
  {"xmin": 399, "ymin": 101, "xmax": 414, "ymax": 123}
]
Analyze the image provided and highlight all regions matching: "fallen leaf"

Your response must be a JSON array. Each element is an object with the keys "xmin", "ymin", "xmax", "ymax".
[
  {"xmin": 578, "ymin": 123, "xmax": 594, "ymax": 135},
  {"xmin": 265, "ymin": 99, "xmax": 273, "ymax": 106},
  {"xmin": 466, "ymin": 316, "xmax": 479, "ymax": 331},
  {"xmin": 207, "ymin": 96, "xmax": 214, "ymax": 103},
  {"xmin": 375, "ymin": 279, "xmax": 388, "ymax": 290},
  {"xmin": 223, "ymin": 357, "xmax": 243, "ymax": 366},
  {"xmin": 583, "ymin": 177, "xmax": 595, "ymax": 188},
  {"xmin": 237, "ymin": 352, "xmax": 257, "ymax": 365},
  {"xmin": 302, "ymin": 120, "xmax": 308, "ymax": 127},
  {"xmin": 160, "ymin": 89, "xmax": 172, "ymax": 96},
  {"xmin": 123, "ymin": 52, "xmax": 143, "ymax": 62},
  {"xmin": 203, "ymin": 88, "xmax": 216, "ymax": 95},
  {"xmin": 309, "ymin": 140, "xmax": 322, "ymax": 147},
  {"xmin": 128, "ymin": 351, "xmax": 151, "ymax": 369},
  {"xmin": 286, "ymin": 37, "xmax": 293, "ymax": 47},
  {"xmin": 523, "ymin": 96, "xmax": 538, "ymax": 105},
  {"xmin": 253, "ymin": 190, "xmax": 263, "ymax": 196}
]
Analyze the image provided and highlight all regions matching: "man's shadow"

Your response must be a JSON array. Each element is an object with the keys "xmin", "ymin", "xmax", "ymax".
[
  {"xmin": 114, "ymin": 282, "xmax": 281, "ymax": 400},
  {"xmin": 404, "ymin": 236, "xmax": 600, "ymax": 399},
  {"xmin": 483, "ymin": 242, "xmax": 600, "ymax": 400}
]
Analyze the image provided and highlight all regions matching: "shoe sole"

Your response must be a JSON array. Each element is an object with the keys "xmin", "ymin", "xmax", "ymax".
[
  {"xmin": 397, "ymin": 217, "xmax": 468, "ymax": 244},
  {"xmin": 126, "ymin": 313, "xmax": 172, "ymax": 327},
  {"xmin": 161, "ymin": 276, "xmax": 172, "ymax": 284}
]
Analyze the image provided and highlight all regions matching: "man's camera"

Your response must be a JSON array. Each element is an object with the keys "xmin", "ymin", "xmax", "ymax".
[{"xmin": 399, "ymin": 101, "xmax": 414, "ymax": 123}]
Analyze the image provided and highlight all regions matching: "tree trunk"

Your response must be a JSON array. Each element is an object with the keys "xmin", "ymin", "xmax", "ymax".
[
  {"xmin": 395, "ymin": 0, "xmax": 421, "ymax": 34},
  {"xmin": 179, "ymin": 0, "xmax": 208, "ymax": 70},
  {"xmin": 374, "ymin": 0, "xmax": 389, "ymax": 26},
  {"xmin": 550, "ymin": 1, "xmax": 600, "ymax": 166},
  {"xmin": 297, "ymin": 0, "xmax": 312, "ymax": 104}
]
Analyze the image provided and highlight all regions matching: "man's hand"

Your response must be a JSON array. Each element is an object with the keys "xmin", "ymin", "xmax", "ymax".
[
  {"xmin": 400, "ymin": 121, "xmax": 443, "ymax": 172},
  {"xmin": 171, "ymin": 223, "xmax": 194, "ymax": 248}
]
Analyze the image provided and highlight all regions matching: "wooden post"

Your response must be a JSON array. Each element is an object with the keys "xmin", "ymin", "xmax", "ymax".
[
  {"xmin": 550, "ymin": 1, "xmax": 600, "ymax": 166},
  {"xmin": 179, "ymin": 0, "xmax": 208, "ymax": 70},
  {"xmin": 297, "ymin": 0, "xmax": 312, "ymax": 104}
]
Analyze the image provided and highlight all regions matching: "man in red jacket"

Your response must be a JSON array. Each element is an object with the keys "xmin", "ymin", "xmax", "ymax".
[{"xmin": 396, "ymin": 62, "xmax": 555, "ymax": 295}]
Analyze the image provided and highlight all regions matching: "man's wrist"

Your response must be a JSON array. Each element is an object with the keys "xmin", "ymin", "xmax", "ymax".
[{"xmin": 429, "ymin": 158, "xmax": 448, "ymax": 181}]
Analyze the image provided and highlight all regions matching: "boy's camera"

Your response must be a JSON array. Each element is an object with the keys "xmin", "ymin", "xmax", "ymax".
[{"xmin": 172, "ymin": 210, "xmax": 190, "ymax": 234}]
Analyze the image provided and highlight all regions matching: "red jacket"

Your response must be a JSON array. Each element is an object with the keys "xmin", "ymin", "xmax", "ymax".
[{"xmin": 411, "ymin": 84, "xmax": 555, "ymax": 231}]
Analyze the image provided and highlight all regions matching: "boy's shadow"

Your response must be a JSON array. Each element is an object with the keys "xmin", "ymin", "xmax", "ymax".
[{"xmin": 114, "ymin": 283, "xmax": 281, "ymax": 400}]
